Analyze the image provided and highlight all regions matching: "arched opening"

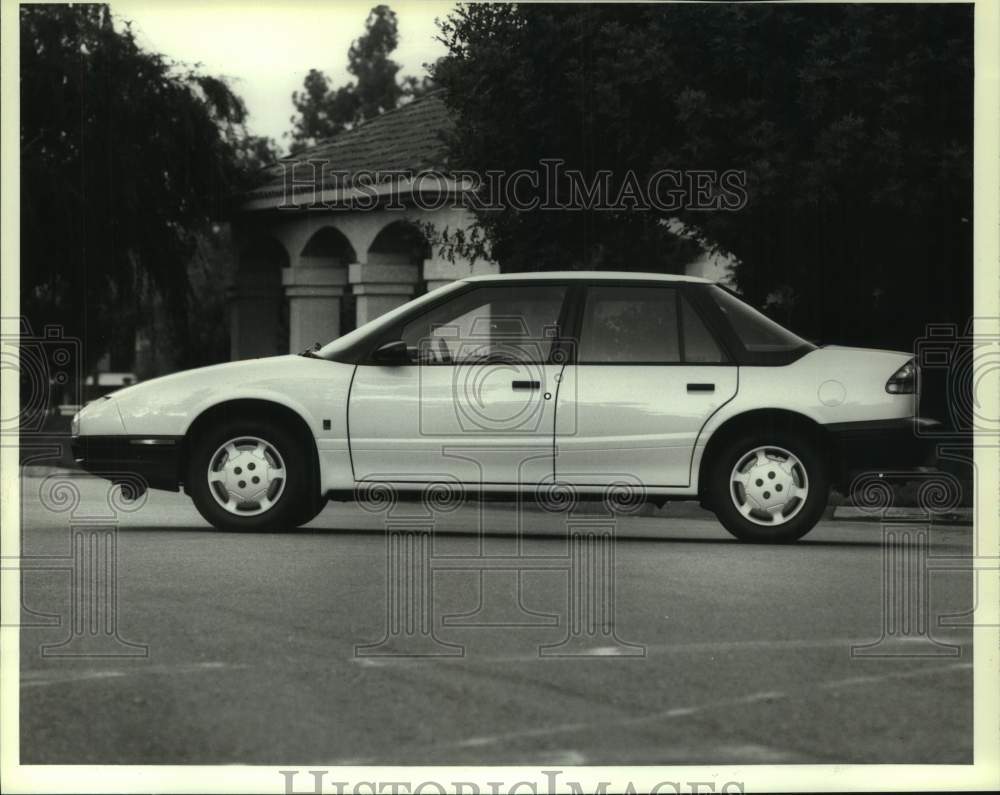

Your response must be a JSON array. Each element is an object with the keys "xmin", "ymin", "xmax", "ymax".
[
  {"xmin": 300, "ymin": 226, "xmax": 357, "ymax": 265},
  {"xmin": 367, "ymin": 220, "xmax": 431, "ymax": 272},
  {"xmin": 299, "ymin": 227, "xmax": 356, "ymax": 335},
  {"xmin": 230, "ymin": 235, "xmax": 288, "ymax": 360},
  {"xmin": 240, "ymin": 235, "xmax": 290, "ymax": 274},
  {"xmin": 351, "ymin": 220, "xmax": 430, "ymax": 328}
]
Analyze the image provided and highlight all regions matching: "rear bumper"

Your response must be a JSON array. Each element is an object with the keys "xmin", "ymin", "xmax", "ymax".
[
  {"xmin": 826, "ymin": 417, "xmax": 940, "ymax": 483},
  {"xmin": 71, "ymin": 435, "xmax": 182, "ymax": 492}
]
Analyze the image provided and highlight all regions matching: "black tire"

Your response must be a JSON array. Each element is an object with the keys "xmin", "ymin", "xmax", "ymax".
[
  {"xmin": 291, "ymin": 495, "xmax": 328, "ymax": 528},
  {"xmin": 707, "ymin": 429, "xmax": 829, "ymax": 543},
  {"xmin": 187, "ymin": 418, "xmax": 314, "ymax": 532}
]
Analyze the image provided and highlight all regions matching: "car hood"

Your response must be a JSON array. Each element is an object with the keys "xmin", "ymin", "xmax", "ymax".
[
  {"xmin": 107, "ymin": 355, "xmax": 305, "ymax": 400},
  {"xmin": 101, "ymin": 354, "xmax": 356, "ymax": 436}
]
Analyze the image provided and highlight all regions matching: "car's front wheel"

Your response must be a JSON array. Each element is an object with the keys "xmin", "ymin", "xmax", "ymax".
[
  {"xmin": 188, "ymin": 420, "xmax": 313, "ymax": 532},
  {"xmin": 708, "ymin": 431, "xmax": 829, "ymax": 543}
]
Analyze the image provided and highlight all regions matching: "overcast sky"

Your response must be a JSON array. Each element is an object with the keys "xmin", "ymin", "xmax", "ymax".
[{"xmin": 109, "ymin": 0, "xmax": 455, "ymax": 151}]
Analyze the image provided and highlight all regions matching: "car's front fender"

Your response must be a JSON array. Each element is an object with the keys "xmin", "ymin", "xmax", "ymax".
[{"xmin": 82, "ymin": 355, "xmax": 355, "ymax": 442}]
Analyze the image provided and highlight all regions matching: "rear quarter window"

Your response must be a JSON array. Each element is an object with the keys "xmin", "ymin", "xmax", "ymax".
[{"xmin": 708, "ymin": 286, "xmax": 815, "ymax": 363}]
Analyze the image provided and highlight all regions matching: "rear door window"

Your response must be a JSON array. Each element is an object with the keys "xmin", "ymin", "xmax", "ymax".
[{"xmin": 578, "ymin": 285, "xmax": 729, "ymax": 364}]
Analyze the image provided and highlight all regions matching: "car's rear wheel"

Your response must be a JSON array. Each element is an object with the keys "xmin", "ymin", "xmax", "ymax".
[
  {"xmin": 708, "ymin": 430, "xmax": 829, "ymax": 543},
  {"xmin": 188, "ymin": 419, "xmax": 313, "ymax": 532}
]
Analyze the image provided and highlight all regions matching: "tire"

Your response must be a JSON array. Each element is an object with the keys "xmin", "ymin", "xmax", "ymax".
[
  {"xmin": 707, "ymin": 429, "xmax": 829, "ymax": 543},
  {"xmin": 291, "ymin": 495, "xmax": 328, "ymax": 528},
  {"xmin": 187, "ymin": 418, "xmax": 315, "ymax": 532}
]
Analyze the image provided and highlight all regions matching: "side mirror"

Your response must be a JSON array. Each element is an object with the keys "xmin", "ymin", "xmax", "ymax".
[{"xmin": 371, "ymin": 339, "xmax": 411, "ymax": 366}]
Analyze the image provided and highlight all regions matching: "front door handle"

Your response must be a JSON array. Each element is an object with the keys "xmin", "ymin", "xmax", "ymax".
[
  {"xmin": 511, "ymin": 380, "xmax": 541, "ymax": 390},
  {"xmin": 687, "ymin": 383, "xmax": 715, "ymax": 393}
]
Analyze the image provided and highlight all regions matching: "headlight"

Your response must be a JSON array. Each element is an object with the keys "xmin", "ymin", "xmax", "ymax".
[
  {"xmin": 886, "ymin": 359, "xmax": 917, "ymax": 394},
  {"xmin": 70, "ymin": 410, "xmax": 81, "ymax": 436}
]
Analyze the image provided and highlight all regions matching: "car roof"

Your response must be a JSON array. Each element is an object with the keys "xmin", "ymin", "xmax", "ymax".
[{"xmin": 462, "ymin": 270, "xmax": 713, "ymax": 285}]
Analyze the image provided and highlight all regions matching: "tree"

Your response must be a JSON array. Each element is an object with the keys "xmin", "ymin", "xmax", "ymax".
[
  {"xmin": 432, "ymin": 3, "xmax": 972, "ymax": 350},
  {"xmin": 135, "ymin": 224, "xmax": 238, "ymax": 379},
  {"xmin": 288, "ymin": 5, "xmax": 437, "ymax": 153},
  {"xmin": 20, "ymin": 4, "xmax": 275, "ymax": 376}
]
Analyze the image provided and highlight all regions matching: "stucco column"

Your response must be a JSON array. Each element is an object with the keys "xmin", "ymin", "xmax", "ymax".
[
  {"xmin": 228, "ymin": 282, "xmax": 282, "ymax": 360},
  {"xmin": 423, "ymin": 257, "xmax": 500, "ymax": 292},
  {"xmin": 349, "ymin": 263, "xmax": 420, "ymax": 325},
  {"xmin": 282, "ymin": 267, "xmax": 347, "ymax": 352}
]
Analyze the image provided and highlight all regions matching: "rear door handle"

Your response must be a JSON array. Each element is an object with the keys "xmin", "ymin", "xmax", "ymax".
[
  {"xmin": 511, "ymin": 380, "xmax": 541, "ymax": 390},
  {"xmin": 687, "ymin": 383, "xmax": 715, "ymax": 393}
]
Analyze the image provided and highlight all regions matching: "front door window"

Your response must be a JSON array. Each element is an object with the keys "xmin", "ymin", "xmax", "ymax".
[{"xmin": 399, "ymin": 284, "xmax": 567, "ymax": 365}]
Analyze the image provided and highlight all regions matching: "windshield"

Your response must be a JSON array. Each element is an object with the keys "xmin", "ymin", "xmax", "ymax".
[
  {"xmin": 708, "ymin": 286, "xmax": 814, "ymax": 356},
  {"xmin": 317, "ymin": 280, "xmax": 468, "ymax": 359}
]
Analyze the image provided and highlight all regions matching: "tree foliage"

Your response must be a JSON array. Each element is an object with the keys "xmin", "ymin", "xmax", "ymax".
[
  {"xmin": 135, "ymin": 224, "xmax": 237, "ymax": 379},
  {"xmin": 288, "ymin": 5, "xmax": 437, "ymax": 154},
  {"xmin": 20, "ymin": 4, "xmax": 275, "ymax": 371},
  {"xmin": 433, "ymin": 3, "xmax": 972, "ymax": 349}
]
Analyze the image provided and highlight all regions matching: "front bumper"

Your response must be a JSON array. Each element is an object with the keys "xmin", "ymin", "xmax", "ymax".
[
  {"xmin": 71, "ymin": 435, "xmax": 182, "ymax": 492},
  {"xmin": 826, "ymin": 417, "xmax": 940, "ymax": 483}
]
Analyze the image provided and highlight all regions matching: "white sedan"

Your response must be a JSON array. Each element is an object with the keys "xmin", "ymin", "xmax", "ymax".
[{"xmin": 72, "ymin": 272, "xmax": 935, "ymax": 542}]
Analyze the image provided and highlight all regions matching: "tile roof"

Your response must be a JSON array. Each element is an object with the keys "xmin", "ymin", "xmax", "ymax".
[{"xmin": 247, "ymin": 91, "xmax": 453, "ymax": 200}]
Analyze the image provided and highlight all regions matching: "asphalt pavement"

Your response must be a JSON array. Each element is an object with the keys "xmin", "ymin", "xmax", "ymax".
[{"xmin": 17, "ymin": 472, "xmax": 973, "ymax": 764}]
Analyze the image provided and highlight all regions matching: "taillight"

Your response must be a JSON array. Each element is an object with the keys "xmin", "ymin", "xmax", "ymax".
[{"xmin": 886, "ymin": 359, "xmax": 917, "ymax": 394}]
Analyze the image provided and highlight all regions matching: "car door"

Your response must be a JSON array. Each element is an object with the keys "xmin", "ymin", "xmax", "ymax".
[
  {"xmin": 554, "ymin": 283, "xmax": 737, "ymax": 488},
  {"xmin": 349, "ymin": 283, "xmax": 571, "ymax": 485}
]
